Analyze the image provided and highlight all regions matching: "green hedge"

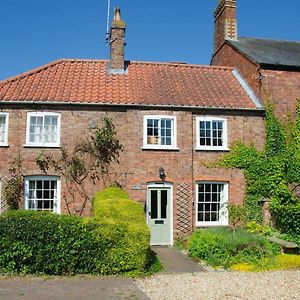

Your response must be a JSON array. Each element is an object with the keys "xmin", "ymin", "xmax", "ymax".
[
  {"xmin": 92, "ymin": 187, "xmax": 150, "ymax": 274},
  {"xmin": 0, "ymin": 187, "xmax": 151, "ymax": 275},
  {"xmin": 188, "ymin": 227, "xmax": 280, "ymax": 268}
]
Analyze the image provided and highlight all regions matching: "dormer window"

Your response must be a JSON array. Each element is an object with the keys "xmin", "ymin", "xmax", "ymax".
[
  {"xmin": 143, "ymin": 116, "xmax": 177, "ymax": 150},
  {"xmin": 25, "ymin": 112, "xmax": 61, "ymax": 147},
  {"xmin": 0, "ymin": 113, "xmax": 9, "ymax": 146}
]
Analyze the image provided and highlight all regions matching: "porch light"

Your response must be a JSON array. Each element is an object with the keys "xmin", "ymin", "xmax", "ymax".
[{"xmin": 159, "ymin": 167, "xmax": 166, "ymax": 181}]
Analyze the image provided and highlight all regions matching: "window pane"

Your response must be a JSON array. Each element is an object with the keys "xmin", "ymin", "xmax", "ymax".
[
  {"xmin": 161, "ymin": 190, "xmax": 167, "ymax": 219},
  {"xmin": 0, "ymin": 116, "xmax": 6, "ymax": 143},
  {"xmin": 198, "ymin": 184, "xmax": 204, "ymax": 193},
  {"xmin": 44, "ymin": 116, "xmax": 58, "ymax": 144},
  {"xmin": 29, "ymin": 116, "xmax": 43, "ymax": 143},
  {"xmin": 211, "ymin": 212, "xmax": 218, "ymax": 221},
  {"xmin": 198, "ymin": 213, "xmax": 204, "ymax": 221},
  {"xmin": 198, "ymin": 203, "xmax": 204, "ymax": 212},
  {"xmin": 165, "ymin": 137, "xmax": 171, "ymax": 145},
  {"xmin": 147, "ymin": 118, "xmax": 159, "ymax": 145},
  {"xmin": 150, "ymin": 190, "xmax": 158, "ymax": 219},
  {"xmin": 204, "ymin": 213, "xmax": 210, "ymax": 221}
]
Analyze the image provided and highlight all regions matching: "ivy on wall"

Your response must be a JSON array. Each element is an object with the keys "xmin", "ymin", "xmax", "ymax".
[{"xmin": 219, "ymin": 103, "xmax": 300, "ymax": 244}]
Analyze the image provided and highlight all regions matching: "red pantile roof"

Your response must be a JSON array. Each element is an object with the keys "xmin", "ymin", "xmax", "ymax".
[{"xmin": 0, "ymin": 59, "xmax": 260, "ymax": 109}]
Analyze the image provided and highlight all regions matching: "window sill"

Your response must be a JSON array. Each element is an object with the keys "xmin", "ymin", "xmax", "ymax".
[
  {"xmin": 196, "ymin": 222, "xmax": 229, "ymax": 227},
  {"xmin": 142, "ymin": 146, "xmax": 180, "ymax": 152},
  {"xmin": 23, "ymin": 144, "xmax": 60, "ymax": 149},
  {"xmin": 0, "ymin": 144, "xmax": 9, "ymax": 148},
  {"xmin": 195, "ymin": 147, "xmax": 230, "ymax": 152}
]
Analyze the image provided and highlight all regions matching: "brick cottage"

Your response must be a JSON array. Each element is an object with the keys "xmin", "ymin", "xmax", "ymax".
[{"xmin": 0, "ymin": 6, "xmax": 265, "ymax": 245}]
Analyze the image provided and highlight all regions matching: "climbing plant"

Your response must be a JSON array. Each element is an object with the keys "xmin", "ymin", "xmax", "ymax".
[
  {"xmin": 220, "ymin": 103, "xmax": 300, "ymax": 244},
  {"xmin": 3, "ymin": 156, "xmax": 23, "ymax": 210},
  {"xmin": 36, "ymin": 116, "xmax": 123, "ymax": 216}
]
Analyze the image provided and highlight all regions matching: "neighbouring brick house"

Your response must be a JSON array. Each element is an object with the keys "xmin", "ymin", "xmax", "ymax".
[
  {"xmin": 0, "ymin": 7, "xmax": 265, "ymax": 245},
  {"xmin": 211, "ymin": 0, "xmax": 300, "ymax": 117}
]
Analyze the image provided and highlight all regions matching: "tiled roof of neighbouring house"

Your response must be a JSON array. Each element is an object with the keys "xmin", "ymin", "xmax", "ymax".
[
  {"xmin": 228, "ymin": 37, "xmax": 300, "ymax": 69},
  {"xmin": 0, "ymin": 59, "xmax": 261, "ymax": 110}
]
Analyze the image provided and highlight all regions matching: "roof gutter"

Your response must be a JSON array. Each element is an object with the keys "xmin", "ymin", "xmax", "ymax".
[{"xmin": 0, "ymin": 100, "xmax": 265, "ymax": 115}]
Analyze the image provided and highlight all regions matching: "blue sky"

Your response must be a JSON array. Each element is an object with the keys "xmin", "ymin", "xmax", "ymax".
[{"xmin": 0, "ymin": 0, "xmax": 299, "ymax": 80}]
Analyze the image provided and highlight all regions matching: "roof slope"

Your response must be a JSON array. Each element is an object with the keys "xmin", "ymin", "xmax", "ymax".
[
  {"xmin": 228, "ymin": 37, "xmax": 300, "ymax": 69},
  {"xmin": 0, "ymin": 59, "xmax": 259, "ymax": 110}
]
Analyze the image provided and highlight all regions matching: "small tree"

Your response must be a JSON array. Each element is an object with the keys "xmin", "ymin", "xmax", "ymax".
[{"xmin": 36, "ymin": 116, "xmax": 123, "ymax": 215}]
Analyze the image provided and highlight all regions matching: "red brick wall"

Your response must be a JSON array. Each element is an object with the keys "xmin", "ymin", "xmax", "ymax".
[
  {"xmin": 212, "ymin": 43, "xmax": 261, "ymax": 97},
  {"xmin": 212, "ymin": 43, "xmax": 300, "ymax": 118},
  {"xmin": 260, "ymin": 69, "xmax": 300, "ymax": 117},
  {"xmin": 0, "ymin": 106, "xmax": 265, "ymax": 234}
]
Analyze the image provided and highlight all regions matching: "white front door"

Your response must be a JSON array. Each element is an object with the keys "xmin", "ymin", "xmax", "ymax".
[{"xmin": 147, "ymin": 185, "xmax": 172, "ymax": 245}]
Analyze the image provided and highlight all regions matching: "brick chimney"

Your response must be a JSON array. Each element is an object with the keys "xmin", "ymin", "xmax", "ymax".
[
  {"xmin": 214, "ymin": 0, "xmax": 237, "ymax": 53},
  {"xmin": 109, "ymin": 6, "xmax": 126, "ymax": 73}
]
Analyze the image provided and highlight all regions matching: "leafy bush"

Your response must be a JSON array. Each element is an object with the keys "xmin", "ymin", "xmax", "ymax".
[
  {"xmin": 0, "ymin": 187, "xmax": 151, "ymax": 276},
  {"xmin": 0, "ymin": 211, "xmax": 102, "ymax": 275},
  {"xmin": 188, "ymin": 227, "xmax": 280, "ymax": 268},
  {"xmin": 92, "ymin": 187, "xmax": 146, "ymax": 224},
  {"xmin": 92, "ymin": 187, "xmax": 151, "ymax": 275},
  {"xmin": 245, "ymin": 221, "xmax": 277, "ymax": 236}
]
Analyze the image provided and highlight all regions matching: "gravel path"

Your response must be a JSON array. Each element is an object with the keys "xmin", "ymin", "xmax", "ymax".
[{"xmin": 136, "ymin": 270, "xmax": 300, "ymax": 300}]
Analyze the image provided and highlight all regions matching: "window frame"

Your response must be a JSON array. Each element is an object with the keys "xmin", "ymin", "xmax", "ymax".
[
  {"xmin": 195, "ymin": 116, "xmax": 228, "ymax": 151},
  {"xmin": 25, "ymin": 112, "xmax": 61, "ymax": 147},
  {"xmin": 195, "ymin": 181, "xmax": 228, "ymax": 227},
  {"xmin": 24, "ymin": 175, "xmax": 61, "ymax": 214},
  {"xmin": 143, "ymin": 115, "xmax": 177, "ymax": 150},
  {"xmin": 0, "ymin": 112, "xmax": 9, "ymax": 146}
]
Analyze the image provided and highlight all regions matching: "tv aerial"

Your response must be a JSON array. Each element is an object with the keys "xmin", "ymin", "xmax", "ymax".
[{"xmin": 105, "ymin": 0, "xmax": 111, "ymax": 45}]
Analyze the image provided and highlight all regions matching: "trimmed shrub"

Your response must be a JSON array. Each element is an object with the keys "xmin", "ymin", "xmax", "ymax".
[
  {"xmin": 0, "ymin": 187, "xmax": 151, "ymax": 275},
  {"xmin": 0, "ymin": 211, "xmax": 102, "ymax": 275},
  {"xmin": 188, "ymin": 227, "xmax": 280, "ymax": 267},
  {"xmin": 92, "ymin": 187, "xmax": 151, "ymax": 275}
]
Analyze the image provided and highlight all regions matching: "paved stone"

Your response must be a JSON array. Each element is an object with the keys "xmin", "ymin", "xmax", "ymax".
[
  {"xmin": 151, "ymin": 246, "xmax": 205, "ymax": 273},
  {"xmin": 0, "ymin": 276, "xmax": 150, "ymax": 300}
]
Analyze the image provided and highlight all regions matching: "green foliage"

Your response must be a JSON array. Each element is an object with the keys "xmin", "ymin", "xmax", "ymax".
[
  {"xmin": 188, "ymin": 227, "xmax": 280, "ymax": 268},
  {"xmin": 220, "ymin": 103, "xmax": 300, "ymax": 240},
  {"xmin": 245, "ymin": 221, "xmax": 277, "ymax": 236},
  {"xmin": 231, "ymin": 254, "xmax": 300, "ymax": 271},
  {"xmin": 0, "ymin": 211, "xmax": 102, "ymax": 275},
  {"xmin": 3, "ymin": 157, "xmax": 23, "ymax": 210},
  {"xmin": 0, "ymin": 188, "xmax": 152, "ymax": 276},
  {"xmin": 265, "ymin": 105, "xmax": 286, "ymax": 157},
  {"xmin": 92, "ymin": 187, "xmax": 146, "ymax": 224},
  {"xmin": 91, "ymin": 187, "xmax": 151, "ymax": 276},
  {"xmin": 227, "ymin": 203, "xmax": 247, "ymax": 229}
]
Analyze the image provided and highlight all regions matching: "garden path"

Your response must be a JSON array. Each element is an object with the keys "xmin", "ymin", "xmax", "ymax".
[{"xmin": 151, "ymin": 246, "xmax": 205, "ymax": 273}]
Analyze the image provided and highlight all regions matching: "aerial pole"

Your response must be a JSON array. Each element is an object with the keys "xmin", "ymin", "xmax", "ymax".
[{"xmin": 105, "ymin": 0, "xmax": 111, "ymax": 45}]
